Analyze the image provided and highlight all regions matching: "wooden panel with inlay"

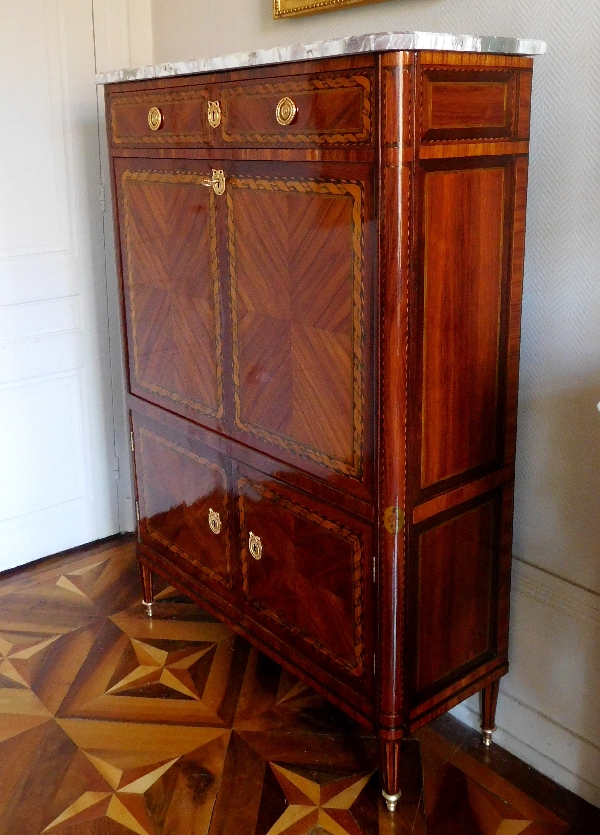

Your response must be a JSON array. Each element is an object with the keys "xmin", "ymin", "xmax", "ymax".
[
  {"xmin": 109, "ymin": 87, "xmax": 211, "ymax": 147},
  {"xmin": 132, "ymin": 408, "xmax": 234, "ymax": 594},
  {"xmin": 116, "ymin": 160, "xmax": 224, "ymax": 429},
  {"xmin": 420, "ymin": 69, "xmax": 517, "ymax": 142},
  {"xmin": 411, "ymin": 491, "xmax": 501, "ymax": 699},
  {"xmin": 226, "ymin": 163, "xmax": 374, "ymax": 497},
  {"xmin": 417, "ymin": 157, "xmax": 513, "ymax": 494},
  {"xmin": 236, "ymin": 462, "xmax": 373, "ymax": 693},
  {"xmin": 218, "ymin": 68, "xmax": 374, "ymax": 147}
]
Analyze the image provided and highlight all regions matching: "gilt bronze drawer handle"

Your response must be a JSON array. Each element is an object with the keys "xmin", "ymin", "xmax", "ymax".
[
  {"xmin": 147, "ymin": 106, "xmax": 163, "ymax": 131},
  {"xmin": 207, "ymin": 100, "xmax": 221, "ymax": 128},
  {"xmin": 275, "ymin": 96, "xmax": 297, "ymax": 126},
  {"xmin": 249, "ymin": 532, "xmax": 262, "ymax": 560},
  {"xmin": 201, "ymin": 169, "xmax": 226, "ymax": 196},
  {"xmin": 208, "ymin": 508, "xmax": 221, "ymax": 535}
]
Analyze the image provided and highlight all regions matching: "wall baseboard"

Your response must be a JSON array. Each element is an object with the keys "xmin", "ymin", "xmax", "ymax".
[{"xmin": 451, "ymin": 557, "xmax": 600, "ymax": 809}]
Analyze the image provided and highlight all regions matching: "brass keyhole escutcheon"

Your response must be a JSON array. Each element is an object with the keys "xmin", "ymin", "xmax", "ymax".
[
  {"xmin": 208, "ymin": 508, "xmax": 221, "ymax": 535},
  {"xmin": 201, "ymin": 169, "xmax": 226, "ymax": 196},
  {"xmin": 275, "ymin": 96, "xmax": 297, "ymax": 126},
  {"xmin": 249, "ymin": 532, "xmax": 262, "ymax": 560},
  {"xmin": 211, "ymin": 169, "xmax": 226, "ymax": 196},
  {"xmin": 148, "ymin": 106, "xmax": 163, "ymax": 131},
  {"xmin": 207, "ymin": 100, "xmax": 221, "ymax": 129}
]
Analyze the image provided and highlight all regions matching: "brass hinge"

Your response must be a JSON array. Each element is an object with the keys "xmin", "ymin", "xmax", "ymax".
[
  {"xmin": 130, "ymin": 432, "xmax": 135, "ymax": 453},
  {"xmin": 135, "ymin": 501, "xmax": 140, "ymax": 523},
  {"xmin": 373, "ymin": 555, "xmax": 377, "ymax": 583}
]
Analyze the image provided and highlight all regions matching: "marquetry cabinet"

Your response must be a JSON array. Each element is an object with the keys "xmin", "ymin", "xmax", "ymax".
[{"xmin": 105, "ymin": 44, "xmax": 538, "ymax": 809}]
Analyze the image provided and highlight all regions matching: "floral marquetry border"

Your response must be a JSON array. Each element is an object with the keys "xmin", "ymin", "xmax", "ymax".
[{"xmin": 274, "ymin": 0, "xmax": 389, "ymax": 19}]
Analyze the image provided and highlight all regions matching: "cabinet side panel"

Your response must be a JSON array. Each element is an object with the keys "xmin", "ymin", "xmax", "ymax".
[
  {"xmin": 419, "ymin": 160, "xmax": 510, "ymax": 491},
  {"xmin": 414, "ymin": 493, "xmax": 500, "ymax": 694}
]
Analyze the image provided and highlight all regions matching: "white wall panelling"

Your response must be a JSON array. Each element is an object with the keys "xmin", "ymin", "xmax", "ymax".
[
  {"xmin": 0, "ymin": 0, "xmax": 121, "ymax": 568},
  {"xmin": 0, "ymin": 1, "xmax": 70, "ymax": 258},
  {"xmin": 0, "ymin": 374, "xmax": 86, "ymax": 521},
  {"xmin": 147, "ymin": 0, "xmax": 600, "ymax": 805}
]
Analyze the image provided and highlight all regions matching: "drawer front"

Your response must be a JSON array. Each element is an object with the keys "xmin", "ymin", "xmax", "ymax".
[
  {"xmin": 132, "ymin": 409, "xmax": 234, "ymax": 592},
  {"xmin": 109, "ymin": 87, "xmax": 211, "ymax": 147},
  {"xmin": 419, "ymin": 68, "xmax": 519, "ymax": 142},
  {"xmin": 236, "ymin": 463, "xmax": 373, "ymax": 690},
  {"xmin": 217, "ymin": 69, "xmax": 374, "ymax": 147}
]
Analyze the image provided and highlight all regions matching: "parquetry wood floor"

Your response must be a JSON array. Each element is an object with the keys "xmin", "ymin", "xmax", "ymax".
[{"xmin": 0, "ymin": 538, "xmax": 592, "ymax": 834}]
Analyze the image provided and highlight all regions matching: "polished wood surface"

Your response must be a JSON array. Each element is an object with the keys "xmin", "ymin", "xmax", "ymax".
[
  {"xmin": 117, "ymin": 161, "xmax": 224, "ymax": 425},
  {"xmin": 418, "ymin": 160, "xmax": 508, "ymax": 492},
  {"xmin": 1, "ymin": 540, "xmax": 593, "ymax": 834},
  {"xmin": 220, "ymin": 68, "xmax": 374, "ymax": 146},
  {"xmin": 133, "ymin": 411, "xmax": 233, "ymax": 591},
  {"xmin": 237, "ymin": 462, "xmax": 372, "ymax": 685},
  {"xmin": 110, "ymin": 86, "xmax": 211, "ymax": 147},
  {"xmin": 227, "ymin": 166, "xmax": 369, "ymax": 481},
  {"xmin": 106, "ymin": 49, "xmax": 537, "ymax": 805}
]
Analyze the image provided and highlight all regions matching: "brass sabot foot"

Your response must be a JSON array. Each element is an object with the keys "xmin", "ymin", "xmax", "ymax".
[
  {"xmin": 482, "ymin": 727, "xmax": 495, "ymax": 748},
  {"xmin": 382, "ymin": 790, "xmax": 401, "ymax": 812}
]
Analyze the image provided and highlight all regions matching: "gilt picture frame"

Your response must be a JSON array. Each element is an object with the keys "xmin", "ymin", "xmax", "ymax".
[{"xmin": 274, "ymin": 0, "xmax": 388, "ymax": 19}]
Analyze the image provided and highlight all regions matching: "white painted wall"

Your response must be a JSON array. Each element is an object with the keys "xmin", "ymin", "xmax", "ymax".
[{"xmin": 147, "ymin": 0, "xmax": 600, "ymax": 806}]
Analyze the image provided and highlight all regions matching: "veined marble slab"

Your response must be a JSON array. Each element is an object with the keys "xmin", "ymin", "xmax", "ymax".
[{"xmin": 96, "ymin": 31, "xmax": 546, "ymax": 85}]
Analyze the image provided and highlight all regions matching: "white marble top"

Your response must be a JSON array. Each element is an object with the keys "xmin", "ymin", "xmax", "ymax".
[{"xmin": 96, "ymin": 31, "xmax": 546, "ymax": 85}]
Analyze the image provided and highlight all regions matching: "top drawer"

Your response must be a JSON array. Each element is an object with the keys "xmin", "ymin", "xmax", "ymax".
[
  {"xmin": 217, "ymin": 68, "xmax": 374, "ymax": 148},
  {"xmin": 107, "ymin": 66, "xmax": 375, "ymax": 150},
  {"xmin": 109, "ymin": 86, "xmax": 211, "ymax": 147}
]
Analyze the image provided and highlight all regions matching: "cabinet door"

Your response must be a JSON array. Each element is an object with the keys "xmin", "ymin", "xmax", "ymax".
[
  {"xmin": 236, "ymin": 462, "xmax": 373, "ymax": 695},
  {"xmin": 115, "ymin": 159, "xmax": 224, "ymax": 431},
  {"xmin": 224, "ymin": 161, "xmax": 375, "ymax": 502},
  {"xmin": 131, "ymin": 406, "xmax": 233, "ymax": 594}
]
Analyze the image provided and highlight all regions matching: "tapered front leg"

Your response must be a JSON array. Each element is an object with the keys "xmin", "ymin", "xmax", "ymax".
[
  {"xmin": 138, "ymin": 561, "xmax": 154, "ymax": 618},
  {"xmin": 481, "ymin": 679, "xmax": 500, "ymax": 747},
  {"xmin": 380, "ymin": 738, "xmax": 402, "ymax": 812}
]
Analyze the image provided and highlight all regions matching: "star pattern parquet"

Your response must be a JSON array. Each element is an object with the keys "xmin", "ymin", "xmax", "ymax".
[{"xmin": 0, "ymin": 540, "xmax": 578, "ymax": 834}]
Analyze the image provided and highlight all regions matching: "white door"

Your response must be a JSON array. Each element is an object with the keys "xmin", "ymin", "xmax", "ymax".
[{"xmin": 0, "ymin": 0, "xmax": 120, "ymax": 569}]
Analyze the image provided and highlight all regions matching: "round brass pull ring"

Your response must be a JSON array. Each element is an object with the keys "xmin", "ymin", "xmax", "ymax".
[
  {"xmin": 275, "ymin": 97, "xmax": 297, "ymax": 126},
  {"xmin": 208, "ymin": 508, "xmax": 221, "ymax": 535},
  {"xmin": 148, "ymin": 106, "xmax": 163, "ymax": 131}
]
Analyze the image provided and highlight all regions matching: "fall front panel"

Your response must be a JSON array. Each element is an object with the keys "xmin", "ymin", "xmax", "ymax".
[
  {"xmin": 115, "ymin": 159, "xmax": 224, "ymax": 429},
  {"xmin": 226, "ymin": 164, "xmax": 374, "ymax": 497}
]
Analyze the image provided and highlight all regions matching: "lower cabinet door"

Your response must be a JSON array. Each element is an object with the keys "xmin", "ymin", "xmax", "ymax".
[
  {"xmin": 131, "ymin": 408, "xmax": 233, "ymax": 593},
  {"xmin": 236, "ymin": 462, "xmax": 374, "ymax": 693}
]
